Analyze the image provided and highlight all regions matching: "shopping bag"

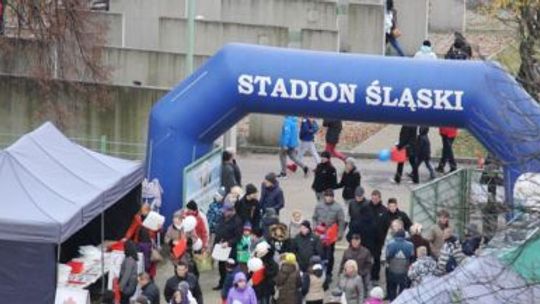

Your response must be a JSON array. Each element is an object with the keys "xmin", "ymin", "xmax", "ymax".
[
  {"xmin": 324, "ymin": 223, "xmax": 339, "ymax": 246},
  {"xmin": 391, "ymin": 146, "xmax": 407, "ymax": 163},
  {"xmin": 193, "ymin": 253, "xmax": 213, "ymax": 272},
  {"xmin": 150, "ymin": 248, "xmax": 163, "ymax": 263},
  {"xmin": 172, "ymin": 238, "xmax": 188, "ymax": 259}
]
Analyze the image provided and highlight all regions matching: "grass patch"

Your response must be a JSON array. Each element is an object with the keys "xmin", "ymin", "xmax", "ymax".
[
  {"xmin": 453, "ymin": 130, "xmax": 487, "ymax": 158},
  {"xmin": 495, "ymin": 43, "xmax": 521, "ymax": 75}
]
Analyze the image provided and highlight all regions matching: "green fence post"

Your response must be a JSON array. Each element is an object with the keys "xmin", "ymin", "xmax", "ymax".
[{"xmin": 100, "ymin": 135, "xmax": 107, "ymax": 154}]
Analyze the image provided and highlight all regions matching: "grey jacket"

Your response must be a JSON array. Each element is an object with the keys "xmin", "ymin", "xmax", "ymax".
[
  {"xmin": 312, "ymin": 201, "xmax": 345, "ymax": 239},
  {"xmin": 339, "ymin": 274, "xmax": 364, "ymax": 304},
  {"xmin": 119, "ymin": 256, "xmax": 138, "ymax": 297}
]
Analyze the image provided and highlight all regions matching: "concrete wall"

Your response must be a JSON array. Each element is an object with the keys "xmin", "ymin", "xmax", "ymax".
[
  {"xmin": 0, "ymin": 75, "xmax": 167, "ymax": 157},
  {"xmin": 394, "ymin": 0, "xmax": 429, "ymax": 56},
  {"xmin": 103, "ymin": 47, "xmax": 208, "ymax": 87},
  {"xmin": 88, "ymin": 11, "xmax": 124, "ymax": 47},
  {"xmin": 301, "ymin": 29, "xmax": 338, "ymax": 51},
  {"xmin": 348, "ymin": 1, "xmax": 385, "ymax": 54},
  {"xmin": 429, "ymin": 0, "xmax": 466, "ymax": 33},
  {"xmin": 158, "ymin": 18, "xmax": 289, "ymax": 55}
]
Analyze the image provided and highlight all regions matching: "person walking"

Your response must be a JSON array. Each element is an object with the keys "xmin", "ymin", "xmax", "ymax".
[
  {"xmin": 384, "ymin": 0, "xmax": 405, "ymax": 56},
  {"xmin": 226, "ymin": 272, "xmax": 258, "ymax": 304},
  {"xmin": 322, "ymin": 119, "xmax": 347, "ymax": 162},
  {"xmin": 260, "ymin": 173, "xmax": 285, "ymax": 216},
  {"xmin": 436, "ymin": 127, "xmax": 459, "ymax": 174},
  {"xmin": 311, "ymin": 151, "xmax": 338, "ymax": 201},
  {"xmin": 298, "ymin": 117, "xmax": 321, "ymax": 166},
  {"xmin": 416, "ymin": 127, "xmax": 436, "ymax": 180},
  {"xmin": 312, "ymin": 189, "xmax": 345, "ymax": 279},
  {"xmin": 222, "ymin": 150, "xmax": 239, "ymax": 193},
  {"xmin": 337, "ymin": 157, "xmax": 361, "ymax": 219},
  {"xmin": 278, "ymin": 116, "xmax": 309, "ymax": 178},
  {"xmin": 226, "ymin": 147, "xmax": 242, "ymax": 187},
  {"xmin": 275, "ymin": 253, "xmax": 302, "ymax": 304},
  {"xmin": 291, "ymin": 220, "xmax": 323, "ymax": 272},
  {"xmin": 414, "ymin": 40, "xmax": 437, "ymax": 59},
  {"xmin": 119, "ymin": 241, "xmax": 139, "ymax": 304},
  {"xmin": 365, "ymin": 190, "xmax": 387, "ymax": 283},
  {"xmin": 339, "ymin": 260, "xmax": 365, "ymax": 304},
  {"xmin": 340, "ymin": 233, "xmax": 373, "ymax": 295},
  {"xmin": 393, "ymin": 125, "xmax": 419, "ymax": 184},
  {"xmin": 385, "ymin": 229, "xmax": 414, "ymax": 301}
]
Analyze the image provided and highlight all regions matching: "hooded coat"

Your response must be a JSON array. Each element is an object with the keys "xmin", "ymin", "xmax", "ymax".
[
  {"xmin": 417, "ymin": 127, "xmax": 432, "ymax": 161},
  {"xmin": 260, "ymin": 181, "xmax": 285, "ymax": 212},
  {"xmin": 226, "ymin": 273, "xmax": 258, "ymax": 304},
  {"xmin": 235, "ymin": 195, "xmax": 262, "ymax": 230},
  {"xmin": 337, "ymin": 167, "xmax": 361, "ymax": 201},
  {"xmin": 312, "ymin": 161, "xmax": 338, "ymax": 193},
  {"xmin": 291, "ymin": 231, "xmax": 323, "ymax": 272},
  {"xmin": 280, "ymin": 116, "xmax": 300, "ymax": 149},
  {"xmin": 275, "ymin": 263, "xmax": 302, "ymax": 304}
]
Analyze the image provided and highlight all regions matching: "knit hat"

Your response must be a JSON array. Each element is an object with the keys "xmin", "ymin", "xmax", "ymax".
[
  {"xmin": 354, "ymin": 186, "xmax": 365, "ymax": 197},
  {"xmin": 243, "ymin": 222, "xmax": 252, "ymax": 232},
  {"xmin": 233, "ymin": 272, "xmax": 247, "ymax": 284},
  {"xmin": 369, "ymin": 286, "xmax": 385, "ymax": 300},
  {"xmin": 320, "ymin": 151, "xmax": 331, "ymax": 159},
  {"xmin": 265, "ymin": 172, "xmax": 277, "ymax": 185},
  {"xmin": 254, "ymin": 241, "xmax": 271, "ymax": 258},
  {"xmin": 283, "ymin": 253, "xmax": 297, "ymax": 265},
  {"xmin": 186, "ymin": 200, "xmax": 198, "ymax": 211},
  {"xmin": 324, "ymin": 189, "xmax": 334, "ymax": 197},
  {"xmin": 245, "ymin": 183, "xmax": 258, "ymax": 196},
  {"xmin": 422, "ymin": 39, "xmax": 432, "ymax": 47},
  {"xmin": 300, "ymin": 220, "xmax": 311, "ymax": 230},
  {"xmin": 345, "ymin": 157, "xmax": 356, "ymax": 168},
  {"xmin": 177, "ymin": 281, "xmax": 190, "ymax": 294}
]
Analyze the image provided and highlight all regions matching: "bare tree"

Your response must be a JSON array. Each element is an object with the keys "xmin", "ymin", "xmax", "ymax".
[{"xmin": 1, "ymin": 0, "xmax": 111, "ymax": 128}]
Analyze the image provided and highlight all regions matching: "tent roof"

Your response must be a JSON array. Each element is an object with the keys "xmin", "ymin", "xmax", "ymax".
[{"xmin": 0, "ymin": 122, "xmax": 144, "ymax": 243}]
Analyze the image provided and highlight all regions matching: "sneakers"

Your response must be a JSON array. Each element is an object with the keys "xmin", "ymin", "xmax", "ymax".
[
  {"xmin": 436, "ymin": 166, "xmax": 445, "ymax": 174},
  {"xmin": 277, "ymin": 172, "xmax": 288, "ymax": 179}
]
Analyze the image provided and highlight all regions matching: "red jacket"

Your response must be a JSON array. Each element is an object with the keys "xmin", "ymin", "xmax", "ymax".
[
  {"xmin": 439, "ymin": 127, "xmax": 458, "ymax": 138},
  {"xmin": 124, "ymin": 213, "xmax": 158, "ymax": 243}
]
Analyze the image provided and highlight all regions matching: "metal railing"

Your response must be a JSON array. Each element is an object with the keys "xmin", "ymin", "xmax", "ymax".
[
  {"xmin": 410, "ymin": 168, "xmax": 505, "ymax": 238},
  {"xmin": 0, "ymin": 132, "xmax": 146, "ymax": 160}
]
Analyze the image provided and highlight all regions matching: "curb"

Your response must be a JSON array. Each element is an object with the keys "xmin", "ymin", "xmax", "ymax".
[{"xmin": 238, "ymin": 145, "xmax": 478, "ymax": 165}]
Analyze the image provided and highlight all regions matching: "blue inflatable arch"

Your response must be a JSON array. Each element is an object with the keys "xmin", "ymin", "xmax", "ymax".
[{"xmin": 147, "ymin": 44, "xmax": 540, "ymax": 221}]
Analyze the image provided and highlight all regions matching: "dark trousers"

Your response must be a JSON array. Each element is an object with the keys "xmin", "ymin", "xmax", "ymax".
[
  {"xmin": 386, "ymin": 270, "xmax": 408, "ymax": 301},
  {"xmin": 120, "ymin": 293, "xmax": 131, "ymax": 304},
  {"xmin": 323, "ymin": 243, "xmax": 336, "ymax": 277},
  {"xmin": 418, "ymin": 158, "xmax": 436, "ymax": 178},
  {"xmin": 395, "ymin": 155, "xmax": 418, "ymax": 183},
  {"xmin": 218, "ymin": 261, "xmax": 227, "ymax": 287},
  {"xmin": 258, "ymin": 296, "xmax": 271, "ymax": 304},
  {"xmin": 370, "ymin": 247, "xmax": 382, "ymax": 281},
  {"xmin": 439, "ymin": 136, "xmax": 457, "ymax": 171}
]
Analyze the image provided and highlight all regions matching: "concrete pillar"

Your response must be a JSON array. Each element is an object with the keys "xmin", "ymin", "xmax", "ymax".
[
  {"xmin": 348, "ymin": 1, "xmax": 385, "ymax": 54},
  {"xmin": 248, "ymin": 114, "xmax": 283, "ymax": 147},
  {"xmin": 429, "ymin": 0, "xmax": 466, "ymax": 33},
  {"xmin": 223, "ymin": 126, "xmax": 238, "ymax": 151},
  {"xmin": 393, "ymin": 0, "xmax": 429, "ymax": 56},
  {"xmin": 337, "ymin": 0, "xmax": 349, "ymax": 52}
]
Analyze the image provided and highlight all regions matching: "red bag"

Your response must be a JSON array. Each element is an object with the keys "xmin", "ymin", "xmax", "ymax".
[
  {"xmin": 324, "ymin": 223, "xmax": 339, "ymax": 246},
  {"xmin": 251, "ymin": 268, "xmax": 265, "ymax": 286},
  {"xmin": 391, "ymin": 146, "xmax": 407, "ymax": 163},
  {"xmin": 172, "ymin": 238, "xmax": 188, "ymax": 258},
  {"xmin": 67, "ymin": 261, "xmax": 84, "ymax": 274},
  {"xmin": 109, "ymin": 240, "xmax": 124, "ymax": 252}
]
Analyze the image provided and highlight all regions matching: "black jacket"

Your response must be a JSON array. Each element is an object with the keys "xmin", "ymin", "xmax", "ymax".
[
  {"xmin": 381, "ymin": 209, "xmax": 413, "ymax": 236},
  {"xmin": 235, "ymin": 196, "xmax": 262, "ymax": 229},
  {"xmin": 253, "ymin": 255, "xmax": 279, "ymax": 298},
  {"xmin": 141, "ymin": 281, "xmax": 160, "ymax": 304},
  {"xmin": 323, "ymin": 119, "xmax": 342, "ymax": 144},
  {"xmin": 164, "ymin": 273, "xmax": 202, "ymax": 304},
  {"xmin": 291, "ymin": 232, "xmax": 323, "ymax": 272},
  {"xmin": 417, "ymin": 129, "xmax": 431, "ymax": 161},
  {"xmin": 348, "ymin": 199, "xmax": 377, "ymax": 251},
  {"xmin": 312, "ymin": 162, "xmax": 337, "ymax": 193},
  {"xmin": 214, "ymin": 214, "xmax": 243, "ymax": 258},
  {"xmin": 397, "ymin": 126, "xmax": 418, "ymax": 150},
  {"xmin": 365, "ymin": 201, "xmax": 388, "ymax": 248},
  {"xmin": 337, "ymin": 169, "xmax": 361, "ymax": 201}
]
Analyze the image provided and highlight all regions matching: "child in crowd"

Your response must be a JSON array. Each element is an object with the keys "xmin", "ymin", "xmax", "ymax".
[
  {"xmin": 236, "ymin": 222, "xmax": 253, "ymax": 273},
  {"xmin": 226, "ymin": 272, "xmax": 258, "ymax": 304},
  {"xmin": 364, "ymin": 286, "xmax": 385, "ymax": 304},
  {"xmin": 289, "ymin": 210, "xmax": 303, "ymax": 239}
]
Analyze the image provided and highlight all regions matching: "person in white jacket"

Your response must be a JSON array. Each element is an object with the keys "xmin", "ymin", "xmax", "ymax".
[{"xmin": 414, "ymin": 40, "xmax": 437, "ymax": 60}]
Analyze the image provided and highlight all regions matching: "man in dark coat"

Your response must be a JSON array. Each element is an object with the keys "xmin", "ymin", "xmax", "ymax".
[
  {"xmin": 347, "ymin": 186, "xmax": 375, "ymax": 247},
  {"xmin": 164, "ymin": 262, "xmax": 203, "ymax": 304},
  {"xmin": 416, "ymin": 126, "xmax": 435, "ymax": 179},
  {"xmin": 260, "ymin": 173, "xmax": 285, "ymax": 215},
  {"xmin": 393, "ymin": 125, "xmax": 419, "ymax": 184},
  {"xmin": 365, "ymin": 190, "xmax": 388, "ymax": 282},
  {"xmin": 336, "ymin": 157, "xmax": 361, "ymax": 204},
  {"xmin": 291, "ymin": 220, "xmax": 323, "ymax": 272},
  {"xmin": 381, "ymin": 198, "xmax": 413, "ymax": 235},
  {"xmin": 221, "ymin": 150, "xmax": 239, "ymax": 193},
  {"xmin": 339, "ymin": 234, "xmax": 373, "ymax": 295},
  {"xmin": 312, "ymin": 151, "xmax": 338, "ymax": 201},
  {"xmin": 213, "ymin": 202, "xmax": 243, "ymax": 290},
  {"xmin": 138, "ymin": 272, "xmax": 160, "ymax": 304},
  {"xmin": 323, "ymin": 119, "xmax": 347, "ymax": 161},
  {"xmin": 235, "ymin": 183, "xmax": 262, "ymax": 229}
]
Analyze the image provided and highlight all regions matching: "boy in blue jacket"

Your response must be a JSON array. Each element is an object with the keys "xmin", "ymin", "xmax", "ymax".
[
  {"xmin": 278, "ymin": 116, "xmax": 308, "ymax": 178},
  {"xmin": 298, "ymin": 117, "xmax": 321, "ymax": 166}
]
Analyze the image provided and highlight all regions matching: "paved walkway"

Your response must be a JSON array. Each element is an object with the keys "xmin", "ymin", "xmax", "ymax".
[
  {"xmin": 155, "ymin": 152, "xmax": 426, "ymax": 303},
  {"xmin": 352, "ymin": 124, "xmax": 443, "ymax": 157}
]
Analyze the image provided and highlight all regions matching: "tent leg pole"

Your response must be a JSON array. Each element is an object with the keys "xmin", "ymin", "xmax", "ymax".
[{"xmin": 101, "ymin": 211, "xmax": 105, "ymax": 294}]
